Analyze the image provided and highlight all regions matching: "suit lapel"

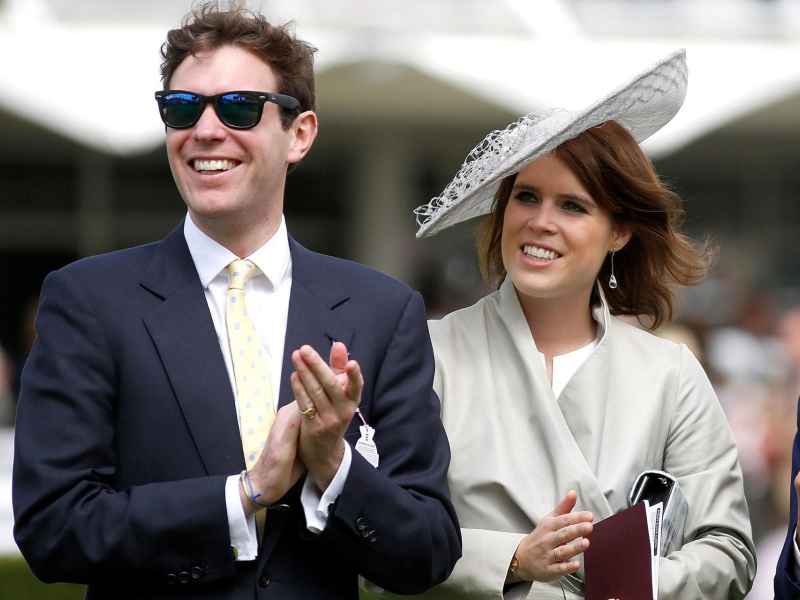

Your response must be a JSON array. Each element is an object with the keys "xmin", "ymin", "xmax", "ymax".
[
  {"xmin": 140, "ymin": 225, "xmax": 244, "ymax": 476},
  {"xmin": 258, "ymin": 238, "xmax": 353, "ymax": 564},
  {"xmin": 140, "ymin": 231, "xmax": 355, "ymax": 560},
  {"xmin": 277, "ymin": 239, "xmax": 354, "ymax": 409}
]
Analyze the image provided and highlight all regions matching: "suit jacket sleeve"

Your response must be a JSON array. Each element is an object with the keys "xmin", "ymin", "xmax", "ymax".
[
  {"xmin": 774, "ymin": 399, "xmax": 800, "ymax": 599},
  {"xmin": 657, "ymin": 346, "xmax": 756, "ymax": 599},
  {"xmin": 12, "ymin": 269, "xmax": 237, "ymax": 585},
  {"xmin": 317, "ymin": 290, "xmax": 462, "ymax": 595}
]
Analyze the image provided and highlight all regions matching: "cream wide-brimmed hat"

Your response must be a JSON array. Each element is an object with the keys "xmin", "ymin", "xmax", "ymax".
[{"xmin": 414, "ymin": 49, "xmax": 688, "ymax": 238}]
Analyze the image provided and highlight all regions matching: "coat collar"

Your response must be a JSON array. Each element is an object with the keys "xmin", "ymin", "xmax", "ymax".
[
  {"xmin": 139, "ymin": 223, "xmax": 202, "ymax": 300},
  {"xmin": 496, "ymin": 277, "xmax": 612, "ymax": 354},
  {"xmin": 140, "ymin": 222, "xmax": 353, "ymax": 308}
]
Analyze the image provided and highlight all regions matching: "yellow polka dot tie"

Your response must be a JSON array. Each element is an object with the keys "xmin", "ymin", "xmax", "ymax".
[{"xmin": 226, "ymin": 259, "xmax": 275, "ymax": 480}]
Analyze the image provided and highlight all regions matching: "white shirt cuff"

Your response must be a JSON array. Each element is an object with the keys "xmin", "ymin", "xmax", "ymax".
[
  {"xmin": 225, "ymin": 474, "xmax": 258, "ymax": 561},
  {"xmin": 301, "ymin": 442, "xmax": 352, "ymax": 534}
]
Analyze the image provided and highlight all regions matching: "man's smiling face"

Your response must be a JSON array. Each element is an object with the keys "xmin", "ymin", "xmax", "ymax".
[{"xmin": 165, "ymin": 44, "xmax": 294, "ymax": 227}]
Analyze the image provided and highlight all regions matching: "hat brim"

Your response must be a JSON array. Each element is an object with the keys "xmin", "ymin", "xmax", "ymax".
[{"xmin": 415, "ymin": 49, "xmax": 688, "ymax": 238}]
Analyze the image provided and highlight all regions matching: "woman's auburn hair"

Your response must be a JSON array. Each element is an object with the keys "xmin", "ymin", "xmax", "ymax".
[{"xmin": 477, "ymin": 120, "xmax": 713, "ymax": 330}]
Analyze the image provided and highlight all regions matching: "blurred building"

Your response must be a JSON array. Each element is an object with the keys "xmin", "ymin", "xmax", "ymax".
[{"xmin": 0, "ymin": 0, "xmax": 798, "ymax": 365}]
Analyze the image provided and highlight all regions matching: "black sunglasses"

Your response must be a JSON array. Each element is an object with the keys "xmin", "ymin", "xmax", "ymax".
[{"xmin": 154, "ymin": 90, "xmax": 301, "ymax": 130}]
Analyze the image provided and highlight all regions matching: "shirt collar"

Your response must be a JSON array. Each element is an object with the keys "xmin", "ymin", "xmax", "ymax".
[{"xmin": 183, "ymin": 214, "xmax": 291, "ymax": 289}]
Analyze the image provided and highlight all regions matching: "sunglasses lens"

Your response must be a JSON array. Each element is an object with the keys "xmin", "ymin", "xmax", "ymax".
[
  {"xmin": 218, "ymin": 93, "xmax": 261, "ymax": 128},
  {"xmin": 160, "ymin": 92, "xmax": 201, "ymax": 128}
]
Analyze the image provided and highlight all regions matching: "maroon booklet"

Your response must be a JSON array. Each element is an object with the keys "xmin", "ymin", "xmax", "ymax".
[{"xmin": 584, "ymin": 502, "xmax": 654, "ymax": 600}]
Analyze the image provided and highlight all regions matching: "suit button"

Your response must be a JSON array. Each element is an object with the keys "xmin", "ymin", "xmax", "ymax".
[
  {"xmin": 178, "ymin": 570, "xmax": 191, "ymax": 584},
  {"xmin": 166, "ymin": 574, "xmax": 177, "ymax": 585},
  {"xmin": 191, "ymin": 566, "xmax": 204, "ymax": 580},
  {"xmin": 368, "ymin": 535, "xmax": 378, "ymax": 543},
  {"xmin": 258, "ymin": 575, "xmax": 271, "ymax": 588}
]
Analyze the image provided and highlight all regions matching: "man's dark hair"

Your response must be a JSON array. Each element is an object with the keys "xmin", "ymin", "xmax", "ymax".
[{"xmin": 160, "ymin": 1, "xmax": 317, "ymax": 129}]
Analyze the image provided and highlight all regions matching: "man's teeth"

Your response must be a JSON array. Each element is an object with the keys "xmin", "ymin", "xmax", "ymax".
[
  {"xmin": 194, "ymin": 159, "xmax": 236, "ymax": 172},
  {"xmin": 523, "ymin": 245, "xmax": 559, "ymax": 261}
]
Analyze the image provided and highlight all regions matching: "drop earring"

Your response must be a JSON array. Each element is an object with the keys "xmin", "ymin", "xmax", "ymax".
[{"xmin": 608, "ymin": 250, "xmax": 618, "ymax": 289}]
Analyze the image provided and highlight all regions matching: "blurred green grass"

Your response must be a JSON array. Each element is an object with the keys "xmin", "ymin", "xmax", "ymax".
[{"xmin": 0, "ymin": 556, "xmax": 84, "ymax": 599}]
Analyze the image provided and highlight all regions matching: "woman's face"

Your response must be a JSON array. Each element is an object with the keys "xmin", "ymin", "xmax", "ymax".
[{"xmin": 501, "ymin": 153, "xmax": 629, "ymax": 305}]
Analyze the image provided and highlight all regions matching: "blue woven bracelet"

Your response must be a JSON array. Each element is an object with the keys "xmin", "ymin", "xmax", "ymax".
[{"xmin": 240, "ymin": 470, "xmax": 270, "ymax": 508}]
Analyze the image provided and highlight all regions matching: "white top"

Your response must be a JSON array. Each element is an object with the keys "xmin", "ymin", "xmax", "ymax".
[
  {"xmin": 183, "ymin": 215, "xmax": 351, "ymax": 560},
  {"xmin": 550, "ymin": 338, "xmax": 600, "ymax": 398}
]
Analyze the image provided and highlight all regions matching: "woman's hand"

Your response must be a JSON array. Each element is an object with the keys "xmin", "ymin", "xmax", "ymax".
[{"xmin": 508, "ymin": 490, "xmax": 593, "ymax": 583}]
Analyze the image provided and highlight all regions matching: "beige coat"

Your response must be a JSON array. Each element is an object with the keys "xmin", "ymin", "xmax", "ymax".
[{"xmin": 419, "ymin": 279, "xmax": 755, "ymax": 600}]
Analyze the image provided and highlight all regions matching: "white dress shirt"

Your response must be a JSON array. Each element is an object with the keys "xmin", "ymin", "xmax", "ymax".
[{"xmin": 183, "ymin": 215, "xmax": 352, "ymax": 561}]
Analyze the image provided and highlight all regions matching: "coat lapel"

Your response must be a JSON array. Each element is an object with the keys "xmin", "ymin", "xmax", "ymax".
[
  {"xmin": 494, "ymin": 278, "xmax": 614, "ymax": 520},
  {"xmin": 277, "ymin": 239, "xmax": 354, "ymax": 409},
  {"xmin": 258, "ymin": 238, "xmax": 353, "ymax": 565},
  {"xmin": 140, "ymin": 225, "xmax": 244, "ymax": 476}
]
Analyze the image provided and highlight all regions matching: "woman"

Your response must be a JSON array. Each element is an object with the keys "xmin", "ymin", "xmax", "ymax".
[{"xmin": 414, "ymin": 50, "xmax": 755, "ymax": 599}]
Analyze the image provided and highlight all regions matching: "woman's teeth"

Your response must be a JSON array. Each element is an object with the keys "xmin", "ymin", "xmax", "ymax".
[{"xmin": 523, "ymin": 245, "xmax": 559, "ymax": 261}]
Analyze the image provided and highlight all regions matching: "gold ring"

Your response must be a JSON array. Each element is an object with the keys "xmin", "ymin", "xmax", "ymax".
[{"xmin": 300, "ymin": 405, "xmax": 317, "ymax": 419}]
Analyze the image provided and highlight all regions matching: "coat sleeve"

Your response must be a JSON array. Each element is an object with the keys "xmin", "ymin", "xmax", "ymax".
[
  {"xmin": 376, "ymin": 530, "xmax": 525, "ymax": 600},
  {"xmin": 774, "ymin": 400, "xmax": 800, "ymax": 599},
  {"xmin": 319, "ymin": 291, "xmax": 462, "ymax": 595},
  {"xmin": 657, "ymin": 345, "xmax": 756, "ymax": 599},
  {"xmin": 426, "ymin": 528, "xmax": 525, "ymax": 599},
  {"xmin": 12, "ymin": 269, "xmax": 237, "ymax": 585}
]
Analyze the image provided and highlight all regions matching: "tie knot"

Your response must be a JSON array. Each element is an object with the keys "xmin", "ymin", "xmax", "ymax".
[{"xmin": 226, "ymin": 259, "xmax": 258, "ymax": 291}]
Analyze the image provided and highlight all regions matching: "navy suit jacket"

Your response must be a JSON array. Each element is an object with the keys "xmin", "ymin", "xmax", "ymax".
[
  {"xmin": 776, "ymin": 396, "xmax": 800, "ymax": 598},
  {"xmin": 12, "ymin": 225, "xmax": 461, "ymax": 599}
]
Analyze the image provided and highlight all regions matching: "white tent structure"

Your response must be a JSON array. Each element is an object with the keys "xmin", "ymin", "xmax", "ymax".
[
  {"xmin": 2, "ymin": 0, "xmax": 799, "ymax": 275},
  {"xmin": 1, "ymin": 0, "xmax": 799, "ymax": 159}
]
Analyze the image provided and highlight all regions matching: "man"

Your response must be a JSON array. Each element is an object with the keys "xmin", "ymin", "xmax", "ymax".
[
  {"xmin": 12, "ymin": 4, "xmax": 460, "ymax": 599},
  {"xmin": 775, "ymin": 400, "xmax": 800, "ymax": 597}
]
